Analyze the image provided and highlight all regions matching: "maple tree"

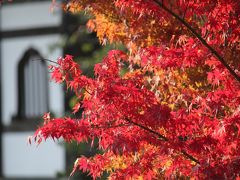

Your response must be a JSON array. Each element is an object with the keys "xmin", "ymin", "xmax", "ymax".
[{"xmin": 30, "ymin": 0, "xmax": 240, "ymax": 179}]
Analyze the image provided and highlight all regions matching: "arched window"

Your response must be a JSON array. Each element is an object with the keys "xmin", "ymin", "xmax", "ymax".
[{"xmin": 16, "ymin": 48, "xmax": 49, "ymax": 119}]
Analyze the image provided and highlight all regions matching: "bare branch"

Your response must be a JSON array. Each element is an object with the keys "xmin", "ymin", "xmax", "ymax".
[
  {"xmin": 91, "ymin": 123, "xmax": 130, "ymax": 129},
  {"xmin": 33, "ymin": 58, "xmax": 59, "ymax": 65},
  {"xmin": 125, "ymin": 118, "xmax": 200, "ymax": 164},
  {"xmin": 152, "ymin": 0, "xmax": 240, "ymax": 82}
]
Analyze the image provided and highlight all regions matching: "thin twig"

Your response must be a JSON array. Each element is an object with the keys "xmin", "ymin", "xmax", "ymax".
[
  {"xmin": 83, "ymin": 88, "xmax": 93, "ymax": 96},
  {"xmin": 181, "ymin": 150, "xmax": 200, "ymax": 164},
  {"xmin": 91, "ymin": 123, "xmax": 130, "ymax": 129},
  {"xmin": 33, "ymin": 58, "xmax": 59, "ymax": 65},
  {"xmin": 125, "ymin": 118, "xmax": 200, "ymax": 164},
  {"xmin": 125, "ymin": 118, "xmax": 168, "ymax": 141}
]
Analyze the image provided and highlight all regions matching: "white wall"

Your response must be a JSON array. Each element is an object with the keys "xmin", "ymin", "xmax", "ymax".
[
  {"xmin": 1, "ymin": 34, "xmax": 66, "ymax": 178},
  {"xmin": 3, "ymin": 132, "xmax": 65, "ymax": 178},
  {"xmin": 0, "ymin": 1, "xmax": 61, "ymax": 31},
  {"xmin": 0, "ymin": 1, "xmax": 66, "ymax": 178},
  {"xmin": 1, "ymin": 35, "xmax": 64, "ymax": 125}
]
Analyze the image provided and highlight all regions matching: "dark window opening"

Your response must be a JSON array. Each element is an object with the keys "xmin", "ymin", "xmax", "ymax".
[{"xmin": 16, "ymin": 48, "xmax": 49, "ymax": 120}]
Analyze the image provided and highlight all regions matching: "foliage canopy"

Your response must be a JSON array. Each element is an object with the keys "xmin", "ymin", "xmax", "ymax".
[{"xmin": 31, "ymin": 0, "xmax": 240, "ymax": 179}]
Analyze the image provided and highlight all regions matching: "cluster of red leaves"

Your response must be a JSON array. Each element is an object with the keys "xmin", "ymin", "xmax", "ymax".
[
  {"xmin": 34, "ymin": 52, "xmax": 240, "ymax": 179},
  {"xmin": 33, "ymin": 0, "xmax": 240, "ymax": 179}
]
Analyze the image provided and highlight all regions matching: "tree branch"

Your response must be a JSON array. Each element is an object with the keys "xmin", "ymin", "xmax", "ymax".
[
  {"xmin": 152, "ymin": 0, "xmax": 240, "ymax": 82},
  {"xmin": 125, "ymin": 118, "xmax": 200, "ymax": 164},
  {"xmin": 91, "ymin": 123, "xmax": 130, "ymax": 129},
  {"xmin": 125, "ymin": 118, "xmax": 168, "ymax": 141},
  {"xmin": 33, "ymin": 58, "xmax": 59, "ymax": 65}
]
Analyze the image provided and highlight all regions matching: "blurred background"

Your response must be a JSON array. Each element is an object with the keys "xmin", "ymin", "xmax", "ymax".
[{"xmin": 0, "ymin": 0, "xmax": 116, "ymax": 179}]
